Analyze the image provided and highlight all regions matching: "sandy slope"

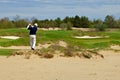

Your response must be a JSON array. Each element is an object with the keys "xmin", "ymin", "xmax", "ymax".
[{"xmin": 0, "ymin": 50, "xmax": 120, "ymax": 80}]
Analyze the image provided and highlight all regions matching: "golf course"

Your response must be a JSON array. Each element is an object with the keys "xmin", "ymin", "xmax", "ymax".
[
  {"xmin": 0, "ymin": 0, "xmax": 120, "ymax": 79},
  {"xmin": 0, "ymin": 28, "xmax": 120, "ymax": 80}
]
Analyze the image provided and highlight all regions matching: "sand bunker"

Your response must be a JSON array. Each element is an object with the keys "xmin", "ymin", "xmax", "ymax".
[
  {"xmin": 74, "ymin": 36, "xmax": 109, "ymax": 39},
  {"xmin": 0, "ymin": 50, "xmax": 120, "ymax": 80},
  {"xmin": 75, "ymin": 36, "xmax": 101, "ymax": 39},
  {"xmin": 0, "ymin": 36, "xmax": 20, "ymax": 40}
]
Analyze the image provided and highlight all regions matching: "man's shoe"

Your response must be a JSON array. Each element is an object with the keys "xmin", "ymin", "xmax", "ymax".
[{"xmin": 31, "ymin": 48, "xmax": 34, "ymax": 50}]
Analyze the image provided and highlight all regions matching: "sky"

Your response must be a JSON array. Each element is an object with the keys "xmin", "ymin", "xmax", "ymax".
[{"xmin": 0, "ymin": 0, "xmax": 120, "ymax": 20}]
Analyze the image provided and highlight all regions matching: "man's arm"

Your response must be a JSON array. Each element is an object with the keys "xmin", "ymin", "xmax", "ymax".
[{"xmin": 26, "ymin": 24, "xmax": 31, "ymax": 29}]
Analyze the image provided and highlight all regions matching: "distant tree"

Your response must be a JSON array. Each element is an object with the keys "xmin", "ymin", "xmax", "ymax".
[
  {"xmin": 32, "ymin": 19, "xmax": 42, "ymax": 28},
  {"xmin": 15, "ymin": 19, "xmax": 28, "ymax": 28},
  {"xmin": 0, "ymin": 17, "xmax": 15, "ymax": 29},
  {"xmin": 115, "ymin": 18, "xmax": 120, "ymax": 28},
  {"xmin": 1, "ymin": 15, "xmax": 120, "ymax": 29},
  {"xmin": 63, "ymin": 16, "xmax": 74, "ymax": 27},
  {"xmin": 93, "ymin": 19, "xmax": 103, "ymax": 25},
  {"xmin": 38, "ymin": 20, "xmax": 45, "ymax": 28},
  {"xmin": 43, "ymin": 19, "xmax": 50, "ymax": 28},
  {"xmin": 55, "ymin": 17, "xmax": 62, "ymax": 27},
  {"xmin": 49, "ymin": 20, "xmax": 57, "ymax": 29},
  {"xmin": 32, "ymin": 19, "xmax": 39, "ymax": 23},
  {"xmin": 80, "ymin": 16, "xmax": 90, "ymax": 28},
  {"xmin": 64, "ymin": 16, "xmax": 70, "ymax": 23},
  {"xmin": 73, "ymin": 15, "xmax": 80, "ymax": 27},
  {"xmin": 104, "ymin": 15, "xmax": 116, "ymax": 28}
]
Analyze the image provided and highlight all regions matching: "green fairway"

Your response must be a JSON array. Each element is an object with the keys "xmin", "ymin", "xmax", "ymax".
[{"xmin": 0, "ymin": 28, "xmax": 120, "ymax": 49}]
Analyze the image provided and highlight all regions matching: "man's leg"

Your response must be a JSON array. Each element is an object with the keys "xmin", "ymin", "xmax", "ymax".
[
  {"xmin": 30, "ymin": 35, "xmax": 34, "ymax": 50},
  {"xmin": 32, "ymin": 35, "xmax": 36, "ymax": 50}
]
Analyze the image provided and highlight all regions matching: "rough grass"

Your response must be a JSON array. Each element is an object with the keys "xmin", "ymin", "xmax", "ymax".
[{"xmin": 10, "ymin": 42, "xmax": 104, "ymax": 59}]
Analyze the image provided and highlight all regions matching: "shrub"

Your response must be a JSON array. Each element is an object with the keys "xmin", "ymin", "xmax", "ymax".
[
  {"xmin": 60, "ymin": 22, "xmax": 73, "ymax": 30},
  {"xmin": 95, "ymin": 23, "xmax": 107, "ymax": 31},
  {"xmin": 60, "ymin": 23, "xmax": 68, "ymax": 30},
  {"xmin": 66, "ymin": 22, "xmax": 73, "ymax": 30}
]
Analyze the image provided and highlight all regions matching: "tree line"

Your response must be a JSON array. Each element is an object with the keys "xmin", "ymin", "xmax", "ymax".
[{"xmin": 0, "ymin": 15, "xmax": 120, "ymax": 31}]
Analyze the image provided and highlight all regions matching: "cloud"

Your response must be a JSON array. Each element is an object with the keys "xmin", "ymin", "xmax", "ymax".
[
  {"xmin": 0, "ymin": 0, "xmax": 120, "ymax": 20},
  {"xmin": 1, "ymin": 0, "xmax": 120, "ymax": 8},
  {"xmin": 0, "ymin": 0, "xmax": 13, "ymax": 3}
]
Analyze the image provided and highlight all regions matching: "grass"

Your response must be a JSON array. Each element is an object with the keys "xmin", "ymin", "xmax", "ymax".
[
  {"xmin": 0, "ymin": 49, "xmax": 15, "ymax": 56},
  {"xmin": 0, "ymin": 28, "xmax": 28, "ymax": 37},
  {"xmin": 0, "ymin": 28, "xmax": 120, "ymax": 50}
]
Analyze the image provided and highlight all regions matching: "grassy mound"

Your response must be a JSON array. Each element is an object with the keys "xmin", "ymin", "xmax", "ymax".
[{"xmin": 10, "ymin": 41, "xmax": 104, "ymax": 59}]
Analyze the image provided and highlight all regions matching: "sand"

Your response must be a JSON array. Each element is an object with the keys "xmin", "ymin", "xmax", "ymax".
[
  {"xmin": 74, "ymin": 36, "xmax": 101, "ymax": 39},
  {"xmin": 0, "ymin": 50, "xmax": 120, "ymax": 80},
  {"xmin": 0, "ymin": 36, "xmax": 20, "ymax": 40},
  {"xmin": 74, "ymin": 36, "xmax": 109, "ymax": 39}
]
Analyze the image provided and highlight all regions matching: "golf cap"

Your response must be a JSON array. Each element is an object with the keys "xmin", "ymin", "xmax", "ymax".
[{"xmin": 34, "ymin": 23, "xmax": 38, "ymax": 26}]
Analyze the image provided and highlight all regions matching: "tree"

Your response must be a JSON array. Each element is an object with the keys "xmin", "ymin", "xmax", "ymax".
[
  {"xmin": 49, "ymin": 20, "xmax": 57, "ymax": 29},
  {"xmin": 0, "ymin": 17, "xmax": 15, "ymax": 29},
  {"xmin": 55, "ymin": 17, "xmax": 62, "ymax": 27},
  {"xmin": 115, "ymin": 18, "xmax": 120, "ymax": 28},
  {"xmin": 64, "ymin": 16, "xmax": 70, "ymax": 23},
  {"xmin": 73, "ymin": 15, "xmax": 80, "ymax": 27},
  {"xmin": 80, "ymin": 16, "xmax": 90, "ymax": 28},
  {"xmin": 104, "ymin": 15, "xmax": 116, "ymax": 28},
  {"xmin": 32, "ymin": 19, "xmax": 41, "ymax": 28},
  {"xmin": 15, "ymin": 19, "xmax": 28, "ymax": 28},
  {"xmin": 32, "ymin": 19, "xmax": 39, "ymax": 23}
]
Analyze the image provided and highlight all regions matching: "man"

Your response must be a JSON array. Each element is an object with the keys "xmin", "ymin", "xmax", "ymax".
[{"xmin": 27, "ymin": 23, "xmax": 38, "ymax": 50}]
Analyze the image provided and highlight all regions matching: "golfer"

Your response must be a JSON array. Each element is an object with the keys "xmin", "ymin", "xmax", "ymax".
[{"xmin": 27, "ymin": 23, "xmax": 38, "ymax": 50}]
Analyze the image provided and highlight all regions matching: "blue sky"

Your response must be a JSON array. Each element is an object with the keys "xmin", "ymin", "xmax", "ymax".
[{"xmin": 0, "ymin": 0, "xmax": 120, "ymax": 20}]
